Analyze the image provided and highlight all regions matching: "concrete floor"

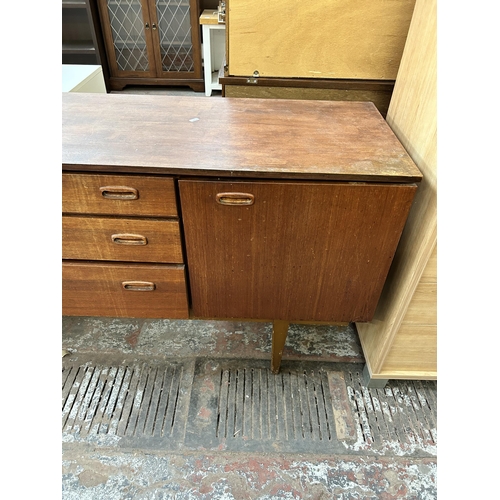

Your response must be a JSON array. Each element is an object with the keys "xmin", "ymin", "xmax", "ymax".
[{"xmin": 62, "ymin": 317, "xmax": 437, "ymax": 499}]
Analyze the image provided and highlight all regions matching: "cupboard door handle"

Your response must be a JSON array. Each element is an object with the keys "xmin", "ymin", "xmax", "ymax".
[
  {"xmin": 122, "ymin": 281, "xmax": 156, "ymax": 291},
  {"xmin": 145, "ymin": 22, "xmax": 150, "ymax": 29},
  {"xmin": 216, "ymin": 192, "xmax": 255, "ymax": 206},
  {"xmin": 152, "ymin": 23, "xmax": 157, "ymax": 30},
  {"xmin": 100, "ymin": 186, "xmax": 139, "ymax": 200},
  {"xmin": 111, "ymin": 233, "xmax": 148, "ymax": 246}
]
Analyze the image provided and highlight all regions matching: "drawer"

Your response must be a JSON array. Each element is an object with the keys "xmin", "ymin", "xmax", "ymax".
[
  {"xmin": 62, "ymin": 261, "xmax": 189, "ymax": 318},
  {"xmin": 62, "ymin": 173, "xmax": 178, "ymax": 217},
  {"xmin": 62, "ymin": 216, "xmax": 184, "ymax": 263}
]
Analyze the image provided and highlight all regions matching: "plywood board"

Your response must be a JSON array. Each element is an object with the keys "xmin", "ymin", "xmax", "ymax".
[{"xmin": 228, "ymin": 0, "xmax": 416, "ymax": 80}]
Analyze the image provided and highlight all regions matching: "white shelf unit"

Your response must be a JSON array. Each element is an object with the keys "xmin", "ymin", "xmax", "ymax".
[{"xmin": 200, "ymin": 10, "xmax": 226, "ymax": 96}]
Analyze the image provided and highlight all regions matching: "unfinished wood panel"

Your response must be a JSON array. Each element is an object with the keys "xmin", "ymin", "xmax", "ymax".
[
  {"xmin": 179, "ymin": 180, "xmax": 417, "ymax": 322},
  {"xmin": 62, "ymin": 94, "xmax": 421, "ymax": 183},
  {"xmin": 62, "ymin": 216, "xmax": 184, "ymax": 263},
  {"xmin": 380, "ymin": 324, "xmax": 437, "ymax": 378},
  {"xmin": 356, "ymin": 0, "xmax": 437, "ymax": 379},
  {"xmin": 228, "ymin": 0, "xmax": 416, "ymax": 80},
  {"xmin": 224, "ymin": 85, "xmax": 393, "ymax": 117},
  {"xmin": 62, "ymin": 173, "xmax": 178, "ymax": 217},
  {"xmin": 62, "ymin": 261, "xmax": 189, "ymax": 318}
]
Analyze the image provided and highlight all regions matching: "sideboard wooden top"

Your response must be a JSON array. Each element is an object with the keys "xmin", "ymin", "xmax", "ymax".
[{"xmin": 62, "ymin": 93, "xmax": 422, "ymax": 182}]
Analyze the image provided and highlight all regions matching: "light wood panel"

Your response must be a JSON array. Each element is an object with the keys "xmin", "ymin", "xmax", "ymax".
[
  {"xmin": 228, "ymin": 0, "xmax": 416, "ymax": 80},
  {"xmin": 356, "ymin": 0, "xmax": 437, "ymax": 381},
  {"xmin": 400, "ymin": 282, "xmax": 437, "ymax": 325},
  {"xmin": 380, "ymin": 324, "xmax": 437, "ymax": 378},
  {"xmin": 420, "ymin": 245, "xmax": 437, "ymax": 283}
]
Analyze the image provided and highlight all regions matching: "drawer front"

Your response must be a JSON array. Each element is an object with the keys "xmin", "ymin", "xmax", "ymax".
[
  {"xmin": 62, "ymin": 216, "xmax": 184, "ymax": 263},
  {"xmin": 62, "ymin": 262, "xmax": 189, "ymax": 318},
  {"xmin": 62, "ymin": 173, "xmax": 178, "ymax": 217}
]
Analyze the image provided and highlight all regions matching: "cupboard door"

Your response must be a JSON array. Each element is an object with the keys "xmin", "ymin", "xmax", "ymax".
[
  {"xmin": 150, "ymin": 0, "xmax": 202, "ymax": 78},
  {"xmin": 97, "ymin": 0, "xmax": 157, "ymax": 77},
  {"xmin": 179, "ymin": 180, "xmax": 417, "ymax": 322}
]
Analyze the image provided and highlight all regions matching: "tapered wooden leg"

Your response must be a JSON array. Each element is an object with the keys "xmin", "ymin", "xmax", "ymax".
[{"xmin": 271, "ymin": 320, "xmax": 289, "ymax": 374}]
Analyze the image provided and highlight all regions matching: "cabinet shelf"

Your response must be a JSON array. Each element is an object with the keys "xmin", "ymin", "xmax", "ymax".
[
  {"xmin": 62, "ymin": 1, "xmax": 87, "ymax": 7},
  {"xmin": 63, "ymin": 42, "xmax": 97, "ymax": 54}
]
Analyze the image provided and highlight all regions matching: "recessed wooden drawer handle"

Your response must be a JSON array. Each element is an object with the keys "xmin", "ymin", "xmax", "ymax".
[
  {"xmin": 122, "ymin": 281, "xmax": 156, "ymax": 291},
  {"xmin": 111, "ymin": 233, "xmax": 148, "ymax": 245},
  {"xmin": 216, "ymin": 192, "xmax": 255, "ymax": 206},
  {"xmin": 100, "ymin": 186, "xmax": 139, "ymax": 200}
]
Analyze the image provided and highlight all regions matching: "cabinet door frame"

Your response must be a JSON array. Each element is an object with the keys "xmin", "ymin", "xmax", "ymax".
[
  {"xmin": 149, "ymin": 0, "xmax": 202, "ymax": 79},
  {"xmin": 97, "ymin": 0, "xmax": 158, "ymax": 78}
]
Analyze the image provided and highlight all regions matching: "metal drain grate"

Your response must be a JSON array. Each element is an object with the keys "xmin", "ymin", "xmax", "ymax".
[
  {"xmin": 62, "ymin": 358, "xmax": 193, "ymax": 442},
  {"xmin": 62, "ymin": 356, "xmax": 437, "ymax": 456},
  {"xmin": 344, "ymin": 369, "xmax": 437, "ymax": 450},
  {"xmin": 186, "ymin": 359, "xmax": 437, "ymax": 456},
  {"xmin": 216, "ymin": 367, "xmax": 338, "ymax": 442}
]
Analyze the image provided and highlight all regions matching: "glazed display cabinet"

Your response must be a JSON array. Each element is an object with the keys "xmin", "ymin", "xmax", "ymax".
[{"xmin": 96, "ymin": 0, "xmax": 203, "ymax": 90}]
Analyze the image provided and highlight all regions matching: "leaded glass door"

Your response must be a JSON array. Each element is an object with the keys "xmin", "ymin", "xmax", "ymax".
[
  {"xmin": 149, "ymin": 0, "xmax": 202, "ymax": 78},
  {"xmin": 98, "ymin": 0, "xmax": 157, "ymax": 77}
]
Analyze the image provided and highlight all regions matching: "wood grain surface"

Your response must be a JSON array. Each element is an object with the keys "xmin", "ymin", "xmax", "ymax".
[
  {"xmin": 179, "ymin": 180, "xmax": 417, "ymax": 322},
  {"xmin": 223, "ymin": 86, "xmax": 393, "ymax": 117},
  {"xmin": 356, "ymin": 0, "xmax": 437, "ymax": 380},
  {"xmin": 227, "ymin": 0, "xmax": 416, "ymax": 80},
  {"xmin": 62, "ymin": 216, "xmax": 184, "ymax": 263},
  {"xmin": 62, "ymin": 93, "xmax": 421, "ymax": 183},
  {"xmin": 62, "ymin": 173, "xmax": 178, "ymax": 217},
  {"xmin": 62, "ymin": 261, "xmax": 189, "ymax": 318}
]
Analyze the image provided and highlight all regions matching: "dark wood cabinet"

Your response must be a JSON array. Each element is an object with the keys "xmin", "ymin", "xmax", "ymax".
[
  {"xmin": 62, "ymin": 93, "xmax": 422, "ymax": 372},
  {"xmin": 96, "ymin": 0, "xmax": 203, "ymax": 90}
]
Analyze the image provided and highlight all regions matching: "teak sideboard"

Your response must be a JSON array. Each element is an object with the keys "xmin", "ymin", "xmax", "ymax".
[{"xmin": 62, "ymin": 93, "xmax": 422, "ymax": 375}]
